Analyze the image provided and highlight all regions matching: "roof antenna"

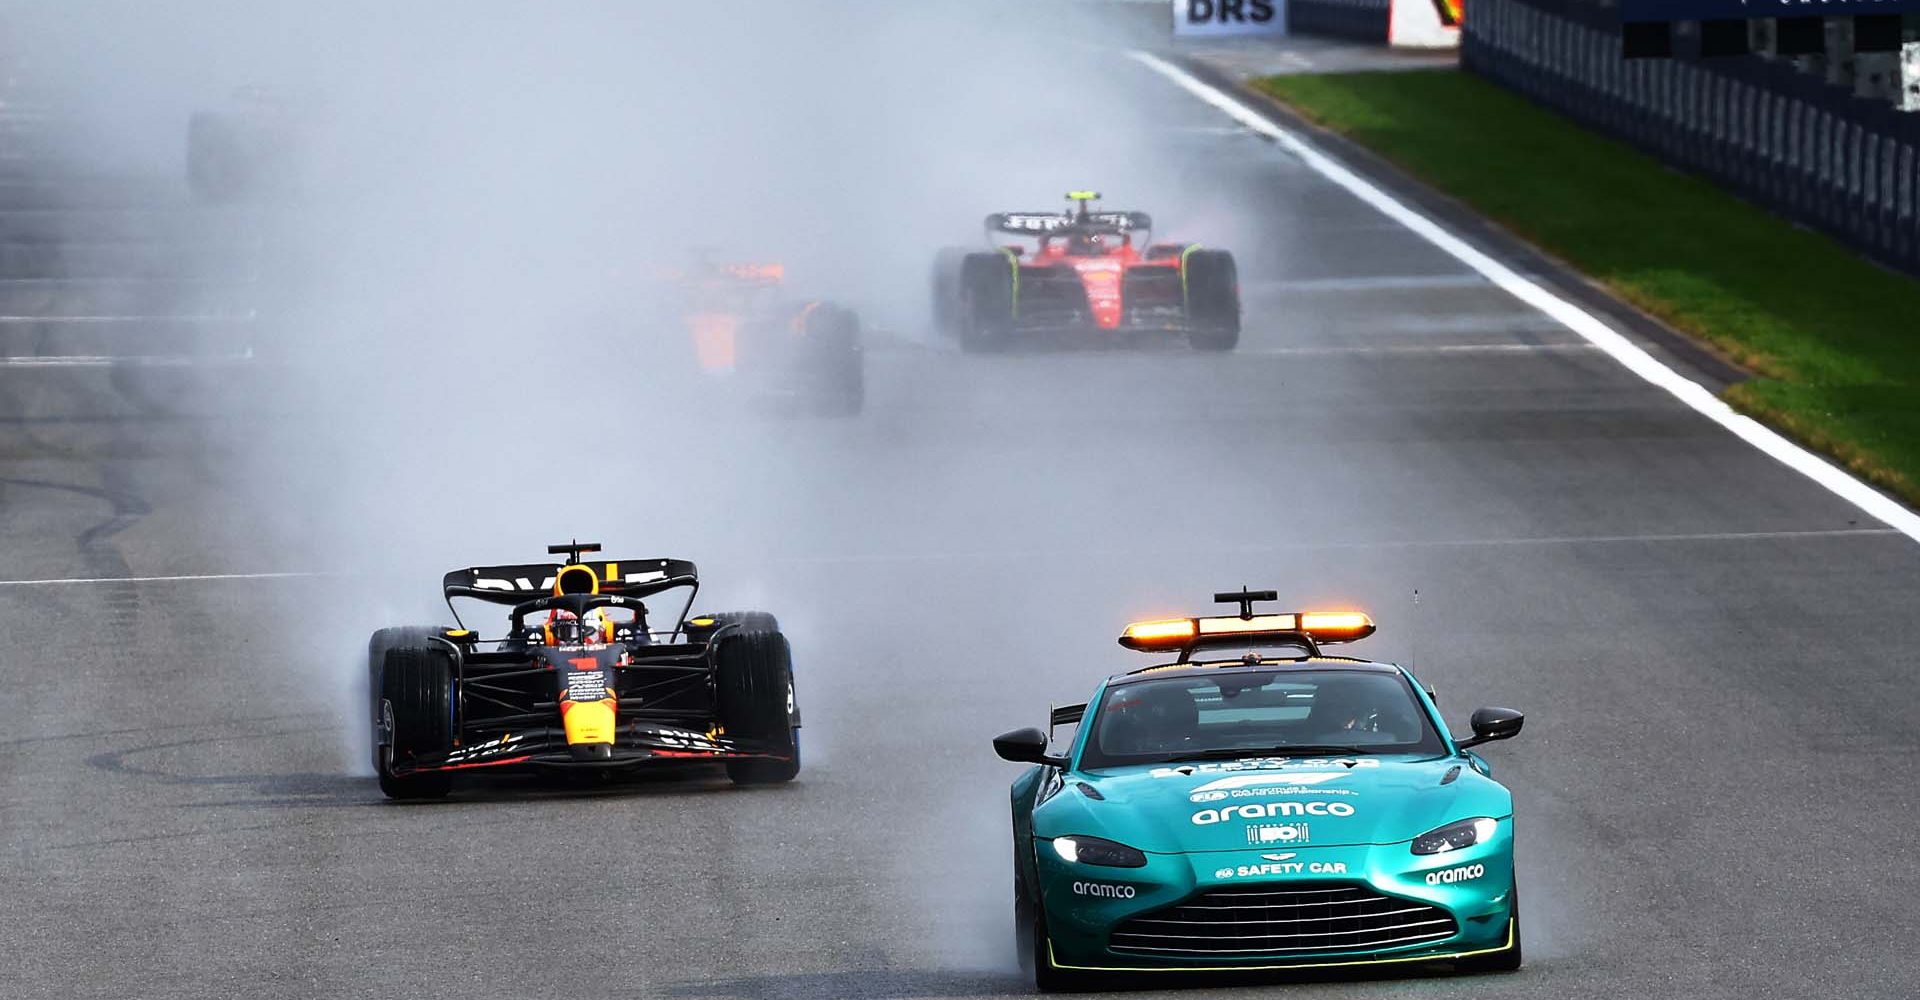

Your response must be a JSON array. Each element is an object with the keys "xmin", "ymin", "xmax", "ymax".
[
  {"xmin": 1214, "ymin": 586, "xmax": 1277, "ymax": 619},
  {"xmin": 1409, "ymin": 588, "xmax": 1421, "ymax": 672}
]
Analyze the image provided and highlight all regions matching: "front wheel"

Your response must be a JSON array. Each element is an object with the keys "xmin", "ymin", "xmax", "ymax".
[
  {"xmin": 376, "ymin": 645, "xmax": 456, "ymax": 800},
  {"xmin": 959, "ymin": 252, "xmax": 1016, "ymax": 353},
  {"xmin": 1183, "ymin": 248, "xmax": 1240, "ymax": 352},
  {"xmin": 714, "ymin": 627, "xmax": 800, "ymax": 785},
  {"xmin": 366, "ymin": 625, "xmax": 452, "ymax": 773}
]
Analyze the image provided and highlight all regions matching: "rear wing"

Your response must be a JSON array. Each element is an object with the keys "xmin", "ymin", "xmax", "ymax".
[
  {"xmin": 442, "ymin": 557, "xmax": 698, "ymax": 606},
  {"xmin": 1048, "ymin": 703, "xmax": 1086, "ymax": 746},
  {"xmin": 986, "ymin": 210, "xmax": 1153, "ymax": 236}
]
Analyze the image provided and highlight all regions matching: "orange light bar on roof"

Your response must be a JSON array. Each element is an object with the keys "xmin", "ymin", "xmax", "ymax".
[
  {"xmin": 1120, "ymin": 619, "xmax": 1198, "ymax": 650},
  {"xmin": 1300, "ymin": 611, "xmax": 1376, "ymax": 641},
  {"xmin": 1119, "ymin": 609, "xmax": 1377, "ymax": 653},
  {"xmin": 1199, "ymin": 614, "xmax": 1298, "ymax": 635}
]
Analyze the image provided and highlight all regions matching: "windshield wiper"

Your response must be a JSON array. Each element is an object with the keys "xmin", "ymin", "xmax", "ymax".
[{"xmin": 1160, "ymin": 744, "xmax": 1373, "ymax": 763}]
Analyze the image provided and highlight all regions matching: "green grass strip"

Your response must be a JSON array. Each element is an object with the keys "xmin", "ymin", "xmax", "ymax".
[{"xmin": 1253, "ymin": 69, "xmax": 1920, "ymax": 506}]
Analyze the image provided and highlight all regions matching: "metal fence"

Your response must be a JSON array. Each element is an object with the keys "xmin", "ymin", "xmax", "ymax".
[
  {"xmin": 1464, "ymin": 0, "xmax": 1920, "ymax": 274},
  {"xmin": 1288, "ymin": 0, "xmax": 1391, "ymax": 42}
]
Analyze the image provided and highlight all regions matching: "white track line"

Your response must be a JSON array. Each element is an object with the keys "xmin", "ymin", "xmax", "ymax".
[
  {"xmin": 1249, "ymin": 274, "xmax": 1497, "ymax": 292},
  {"xmin": 0, "ymin": 353, "xmax": 255, "ymax": 368},
  {"xmin": 0, "ymin": 313, "xmax": 256, "ymax": 324},
  {"xmin": 1239, "ymin": 342, "xmax": 1593, "ymax": 357},
  {"xmin": 0, "ymin": 571, "xmax": 316, "ymax": 588},
  {"xmin": 1132, "ymin": 51, "xmax": 1920, "ymax": 545}
]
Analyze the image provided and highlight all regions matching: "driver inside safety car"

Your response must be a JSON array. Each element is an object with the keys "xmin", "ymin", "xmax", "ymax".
[
  {"xmin": 1302, "ymin": 676, "xmax": 1421, "ymax": 743},
  {"xmin": 1097, "ymin": 682, "xmax": 1198, "ymax": 754}
]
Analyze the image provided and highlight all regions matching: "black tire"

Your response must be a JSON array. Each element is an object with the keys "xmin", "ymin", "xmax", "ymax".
[
  {"xmin": 959, "ymin": 251, "xmax": 1016, "ymax": 353},
  {"xmin": 802, "ymin": 304, "xmax": 863, "ymax": 417},
  {"xmin": 713, "ymin": 627, "xmax": 800, "ymax": 785},
  {"xmin": 931, "ymin": 247, "xmax": 970, "ymax": 339},
  {"xmin": 376, "ymin": 645, "xmax": 456, "ymax": 800},
  {"xmin": 366, "ymin": 626, "xmax": 452, "ymax": 773},
  {"xmin": 1182, "ymin": 248, "xmax": 1240, "ymax": 351},
  {"xmin": 1014, "ymin": 830, "xmax": 1038, "ymax": 978},
  {"xmin": 1454, "ymin": 885, "xmax": 1524, "ymax": 973}
]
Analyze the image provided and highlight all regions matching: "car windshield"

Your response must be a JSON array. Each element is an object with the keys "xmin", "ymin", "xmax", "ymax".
[{"xmin": 1079, "ymin": 668, "xmax": 1445, "ymax": 769}]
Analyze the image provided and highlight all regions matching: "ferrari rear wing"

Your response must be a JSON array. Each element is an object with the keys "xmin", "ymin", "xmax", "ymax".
[{"xmin": 986, "ymin": 210, "xmax": 1153, "ymax": 236}]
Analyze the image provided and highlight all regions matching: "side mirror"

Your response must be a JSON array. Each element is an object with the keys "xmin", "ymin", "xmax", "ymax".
[
  {"xmin": 1456, "ymin": 707, "xmax": 1524, "ymax": 749},
  {"xmin": 993, "ymin": 727, "xmax": 1063, "ymax": 766}
]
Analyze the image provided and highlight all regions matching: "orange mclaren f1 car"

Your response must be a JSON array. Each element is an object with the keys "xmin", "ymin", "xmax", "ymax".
[{"xmin": 673, "ymin": 260, "xmax": 864, "ymax": 416}]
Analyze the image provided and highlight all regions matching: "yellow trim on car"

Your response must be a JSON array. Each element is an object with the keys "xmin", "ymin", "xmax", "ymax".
[
  {"xmin": 1179, "ymin": 242, "xmax": 1203, "ymax": 305},
  {"xmin": 996, "ymin": 246, "xmax": 1021, "ymax": 319},
  {"xmin": 1050, "ymin": 919, "xmax": 1514, "ymax": 974}
]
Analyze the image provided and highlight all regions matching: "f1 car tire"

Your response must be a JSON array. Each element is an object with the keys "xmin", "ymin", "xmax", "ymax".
[
  {"xmin": 802, "ymin": 303, "xmax": 864, "ymax": 417},
  {"xmin": 1454, "ymin": 885, "xmax": 1524, "ymax": 973},
  {"xmin": 1182, "ymin": 248, "xmax": 1240, "ymax": 352},
  {"xmin": 932, "ymin": 247, "xmax": 970, "ymax": 339},
  {"xmin": 713, "ymin": 627, "xmax": 800, "ymax": 785},
  {"xmin": 377, "ymin": 645, "xmax": 456, "ymax": 800},
  {"xmin": 366, "ymin": 626, "xmax": 452, "ymax": 773},
  {"xmin": 959, "ymin": 251, "xmax": 1016, "ymax": 353}
]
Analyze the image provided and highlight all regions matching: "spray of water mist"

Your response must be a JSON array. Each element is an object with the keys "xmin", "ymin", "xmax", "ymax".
[{"xmin": 5, "ymin": 0, "xmax": 1307, "ymax": 973}]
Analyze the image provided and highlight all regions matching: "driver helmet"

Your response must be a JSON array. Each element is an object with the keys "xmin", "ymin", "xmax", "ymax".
[
  {"xmin": 543, "ymin": 609, "xmax": 614, "ymax": 647},
  {"xmin": 1066, "ymin": 231, "xmax": 1108, "ymax": 256}
]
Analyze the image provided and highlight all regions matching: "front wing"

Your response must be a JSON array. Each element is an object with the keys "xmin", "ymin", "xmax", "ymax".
[
  {"xmin": 390, "ymin": 724, "xmax": 795, "ymax": 776},
  {"xmin": 1008, "ymin": 267, "xmax": 1190, "ymax": 335}
]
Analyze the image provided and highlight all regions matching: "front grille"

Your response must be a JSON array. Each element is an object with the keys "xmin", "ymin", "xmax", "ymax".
[{"xmin": 1110, "ymin": 882, "xmax": 1457, "ymax": 958}]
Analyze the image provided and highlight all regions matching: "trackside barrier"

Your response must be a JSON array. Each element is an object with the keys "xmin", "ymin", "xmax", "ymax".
[
  {"xmin": 1464, "ymin": 0, "xmax": 1920, "ymax": 275},
  {"xmin": 1288, "ymin": 0, "xmax": 1390, "ymax": 42}
]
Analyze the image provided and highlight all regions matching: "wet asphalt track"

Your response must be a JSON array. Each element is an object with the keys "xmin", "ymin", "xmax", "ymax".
[{"xmin": 5, "ymin": 17, "xmax": 1920, "ymax": 1000}]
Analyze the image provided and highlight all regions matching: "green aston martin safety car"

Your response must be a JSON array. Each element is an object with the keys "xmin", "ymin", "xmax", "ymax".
[{"xmin": 993, "ymin": 590, "xmax": 1526, "ymax": 991}]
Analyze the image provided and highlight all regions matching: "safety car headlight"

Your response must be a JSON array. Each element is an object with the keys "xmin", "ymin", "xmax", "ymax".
[
  {"xmin": 1411, "ymin": 817, "xmax": 1499, "ymax": 856},
  {"xmin": 1050, "ymin": 835, "xmax": 1148, "ymax": 868}
]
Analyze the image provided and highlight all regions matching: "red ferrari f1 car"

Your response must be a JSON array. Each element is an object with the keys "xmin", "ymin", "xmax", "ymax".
[{"xmin": 932, "ymin": 192, "xmax": 1239, "ymax": 352}]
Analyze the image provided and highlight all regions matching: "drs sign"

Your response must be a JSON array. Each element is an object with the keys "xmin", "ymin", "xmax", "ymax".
[{"xmin": 1174, "ymin": 0, "xmax": 1287, "ymax": 37}]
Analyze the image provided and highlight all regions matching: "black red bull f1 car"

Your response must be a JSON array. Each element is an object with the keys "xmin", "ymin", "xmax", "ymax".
[
  {"xmin": 932, "ymin": 191, "xmax": 1240, "ymax": 352},
  {"xmin": 366, "ymin": 541, "xmax": 800, "ymax": 799}
]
